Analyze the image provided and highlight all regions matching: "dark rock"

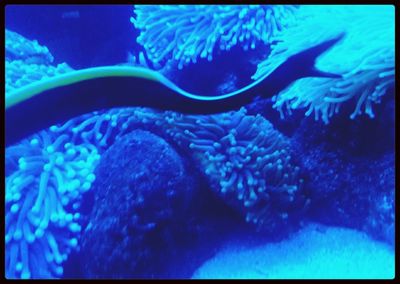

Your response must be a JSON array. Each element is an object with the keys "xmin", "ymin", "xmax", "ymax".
[
  {"xmin": 80, "ymin": 130, "xmax": 195, "ymax": 278},
  {"xmin": 291, "ymin": 100, "xmax": 394, "ymax": 246}
]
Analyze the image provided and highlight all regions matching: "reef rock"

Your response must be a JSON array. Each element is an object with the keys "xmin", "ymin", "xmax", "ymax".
[{"xmin": 80, "ymin": 130, "xmax": 197, "ymax": 278}]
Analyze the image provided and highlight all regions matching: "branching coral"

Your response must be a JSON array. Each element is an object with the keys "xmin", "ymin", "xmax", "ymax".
[
  {"xmin": 5, "ymin": 132, "xmax": 100, "ymax": 279},
  {"xmin": 252, "ymin": 5, "xmax": 394, "ymax": 123},
  {"xmin": 131, "ymin": 5, "xmax": 300, "ymax": 69},
  {"xmin": 5, "ymin": 30, "xmax": 73, "ymax": 95}
]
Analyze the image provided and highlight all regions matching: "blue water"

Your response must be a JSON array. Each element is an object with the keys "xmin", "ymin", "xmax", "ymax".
[{"xmin": 4, "ymin": 4, "xmax": 395, "ymax": 279}]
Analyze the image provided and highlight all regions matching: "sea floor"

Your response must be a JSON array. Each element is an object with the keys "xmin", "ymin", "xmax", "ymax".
[{"xmin": 192, "ymin": 222, "xmax": 394, "ymax": 279}]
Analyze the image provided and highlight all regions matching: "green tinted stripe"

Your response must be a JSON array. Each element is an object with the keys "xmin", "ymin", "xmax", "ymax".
[
  {"xmin": 5, "ymin": 66, "xmax": 168, "ymax": 109},
  {"xmin": 6, "ymin": 65, "xmax": 267, "ymax": 109}
]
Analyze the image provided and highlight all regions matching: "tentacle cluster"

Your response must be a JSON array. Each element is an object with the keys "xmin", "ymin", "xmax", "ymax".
[
  {"xmin": 6, "ymin": 102, "xmax": 306, "ymax": 277},
  {"xmin": 131, "ymin": 5, "xmax": 300, "ymax": 69},
  {"xmin": 252, "ymin": 5, "xmax": 394, "ymax": 123},
  {"xmin": 5, "ymin": 31, "xmax": 90, "ymax": 279},
  {"xmin": 52, "ymin": 107, "xmax": 306, "ymax": 232},
  {"xmin": 151, "ymin": 108, "xmax": 305, "ymax": 231},
  {"xmin": 5, "ymin": 132, "xmax": 100, "ymax": 279},
  {"xmin": 5, "ymin": 29, "xmax": 54, "ymax": 64},
  {"xmin": 5, "ymin": 29, "xmax": 73, "ymax": 95},
  {"xmin": 5, "ymin": 18, "xmax": 311, "ymax": 276}
]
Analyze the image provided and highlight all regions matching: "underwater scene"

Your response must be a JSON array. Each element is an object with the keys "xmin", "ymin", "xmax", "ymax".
[{"xmin": 4, "ymin": 4, "xmax": 395, "ymax": 279}]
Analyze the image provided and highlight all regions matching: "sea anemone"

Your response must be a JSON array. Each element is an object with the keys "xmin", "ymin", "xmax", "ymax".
[
  {"xmin": 5, "ymin": 132, "xmax": 100, "ymax": 279},
  {"xmin": 5, "ymin": 31, "xmax": 91, "ymax": 279},
  {"xmin": 6, "ymin": 29, "xmax": 54, "ymax": 64},
  {"xmin": 6, "ymin": 101, "xmax": 306, "ymax": 278},
  {"xmin": 154, "ymin": 108, "xmax": 306, "ymax": 231},
  {"xmin": 252, "ymin": 5, "xmax": 394, "ymax": 123},
  {"xmin": 56, "ymin": 107, "xmax": 306, "ymax": 232},
  {"xmin": 131, "ymin": 5, "xmax": 300, "ymax": 69},
  {"xmin": 5, "ymin": 29, "xmax": 73, "ymax": 95}
]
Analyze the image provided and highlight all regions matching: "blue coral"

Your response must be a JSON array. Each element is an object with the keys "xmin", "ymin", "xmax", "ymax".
[{"xmin": 131, "ymin": 5, "xmax": 300, "ymax": 69}]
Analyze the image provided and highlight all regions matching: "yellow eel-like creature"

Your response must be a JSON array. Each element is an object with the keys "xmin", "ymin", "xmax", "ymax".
[{"xmin": 5, "ymin": 33, "xmax": 344, "ymax": 147}]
